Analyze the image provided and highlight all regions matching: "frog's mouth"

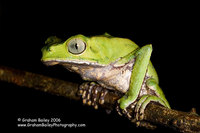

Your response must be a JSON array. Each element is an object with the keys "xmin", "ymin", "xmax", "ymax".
[{"xmin": 42, "ymin": 59, "xmax": 103, "ymax": 67}]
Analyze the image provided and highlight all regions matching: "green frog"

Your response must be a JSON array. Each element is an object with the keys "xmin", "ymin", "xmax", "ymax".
[{"xmin": 41, "ymin": 33, "xmax": 170, "ymax": 121}]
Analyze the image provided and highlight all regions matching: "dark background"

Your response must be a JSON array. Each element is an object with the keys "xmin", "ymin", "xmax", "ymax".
[{"xmin": 0, "ymin": 1, "xmax": 199, "ymax": 132}]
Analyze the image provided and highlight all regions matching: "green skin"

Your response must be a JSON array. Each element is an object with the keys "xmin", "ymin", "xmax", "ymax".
[{"xmin": 41, "ymin": 33, "xmax": 170, "ymax": 120}]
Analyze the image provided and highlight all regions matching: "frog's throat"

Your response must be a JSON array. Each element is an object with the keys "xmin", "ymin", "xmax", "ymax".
[
  {"xmin": 63, "ymin": 59, "xmax": 135, "ymax": 93},
  {"xmin": 42, "ymin": 58, "xmax": 135, "ymax": 93}
]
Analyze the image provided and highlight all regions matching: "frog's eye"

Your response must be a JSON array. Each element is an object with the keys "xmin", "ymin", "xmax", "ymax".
[{"xmin": 67, "ymin": 38, "xmax": 86, "ymax": 54}]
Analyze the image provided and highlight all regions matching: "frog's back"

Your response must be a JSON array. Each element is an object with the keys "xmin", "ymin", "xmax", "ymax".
[{"xmin": 89, "ymin": 36, "xmax": 139, "ymax": 62}]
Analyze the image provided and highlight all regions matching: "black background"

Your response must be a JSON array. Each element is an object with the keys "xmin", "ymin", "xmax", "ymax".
[{"xmin": 0, "ymin": 1, "xmax": 199, "ymax": 132}]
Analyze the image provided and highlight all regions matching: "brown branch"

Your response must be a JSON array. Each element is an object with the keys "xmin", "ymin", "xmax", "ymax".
[{"xmin": 0, "ymin": 66, "xmax": 199, "ymax": 133}]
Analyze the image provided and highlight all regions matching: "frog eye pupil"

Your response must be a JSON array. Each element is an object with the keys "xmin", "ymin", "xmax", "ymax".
[
  {"xmin": 68, "ymin": 38, "xmax": 86, "ymax": 54},
  {"xmin": 75, "ymin": 43, "xmax": 78, "ymax": 50}
]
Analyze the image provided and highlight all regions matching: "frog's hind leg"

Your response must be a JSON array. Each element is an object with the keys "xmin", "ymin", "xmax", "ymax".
[
  {"xmin": 135, "ymin": 95, "xmax": 167, "ymax": 121},
  {"xmin": 135, "ymin": 78, "xmax": 170, "ymax": 121},
  {"xmin": 78, "ymin": 82, "xmax": 108, "ymax": 109},
  {"xmin": 146, "ymin": 78, "xmax": 170, "ymax": 109}
]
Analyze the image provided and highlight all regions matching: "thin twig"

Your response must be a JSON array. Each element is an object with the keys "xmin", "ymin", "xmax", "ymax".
[{"xmin": 0, "ymin": 66, "xmax": 199, "ymax": 133}]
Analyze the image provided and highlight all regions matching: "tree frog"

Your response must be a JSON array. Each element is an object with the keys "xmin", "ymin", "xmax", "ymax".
[{"xmin": 41, "ymin": 33, "xmax": 170, "ymax": 121}]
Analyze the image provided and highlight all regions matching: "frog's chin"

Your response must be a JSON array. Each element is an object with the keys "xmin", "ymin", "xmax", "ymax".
[{"xmin": 42, "ymin": 61, "xmax": 59, "ymax": 66}]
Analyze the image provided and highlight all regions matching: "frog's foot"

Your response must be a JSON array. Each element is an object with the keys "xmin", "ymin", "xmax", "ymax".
[
  {"xmin": 116, "ymin": 96, "xmax": 158, "ymax": 129},
  {"xmin": 116, "ymin": 102, "xmax": 136, "ymax": 120},
  {"xmin": 78, "ymin": 82, "xmax": 108, "ymax": 109},
  {"xmin": 135, "ymin": 95, "xmax": 167, "ymax": 121}
]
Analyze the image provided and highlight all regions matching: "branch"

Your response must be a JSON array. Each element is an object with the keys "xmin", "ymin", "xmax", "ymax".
[{"xmin": 0, "ymin": 66, "xmax": 199, "ymax": 133}]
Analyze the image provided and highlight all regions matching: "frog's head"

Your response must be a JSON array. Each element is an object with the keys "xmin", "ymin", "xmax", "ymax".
[{"xmin": 41, "ymin": 34, "xmax": 112, "ymax": 67}]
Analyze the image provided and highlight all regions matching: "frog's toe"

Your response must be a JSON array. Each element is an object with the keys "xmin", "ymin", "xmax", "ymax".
[
  {"xmin": 135, "ymin": 95, "xmax": 149, "ymax": 120},
  {"xmin": 136, "ymin": 95, "xmax": 168, "ymax": 121},
  {"xmin": 116, "ymin": 102, "xmax": 136, "ymax": 120},
  {"xmin": 78, "ymin": 82, "xmax": 108, "ymax": 110},
  {"xmin": 118, "ymin": 107, "xmax": 132, "ymax": 119},
  {"xmin": 136, "ymin": 111, "xmax": 145, "ymax": 121},
  {"xmin": 116, "ymin": 105, "xmax": 123, "ymax": 116}
]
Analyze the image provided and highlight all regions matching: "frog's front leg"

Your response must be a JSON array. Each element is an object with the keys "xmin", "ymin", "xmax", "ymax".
[
  {"xmin": 119, "ymin": 44, "xmax": 153, "ymax": 110},
  {"xmin": 78, "ymin": 82, "xmax": 108, "ymax": 109}
]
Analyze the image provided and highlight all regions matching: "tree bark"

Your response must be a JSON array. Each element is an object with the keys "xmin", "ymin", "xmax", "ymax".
[{"xmin": 0, "ymin": 66, "xmax": 199, "ymax": 133}]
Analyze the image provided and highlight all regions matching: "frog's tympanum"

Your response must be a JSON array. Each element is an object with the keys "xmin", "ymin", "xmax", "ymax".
[{"xmin": 41, "ymin": 33, "xmax": 170, "ymax": 122}]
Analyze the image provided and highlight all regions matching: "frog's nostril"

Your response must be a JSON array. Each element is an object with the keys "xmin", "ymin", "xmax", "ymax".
[
  {"xmin": 45, "ymin": 45, "xmax": 52, "ymax": 52},
  {"xmin": 47, "ymin": 48, "xmax": 51, "ymax": 51}
]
